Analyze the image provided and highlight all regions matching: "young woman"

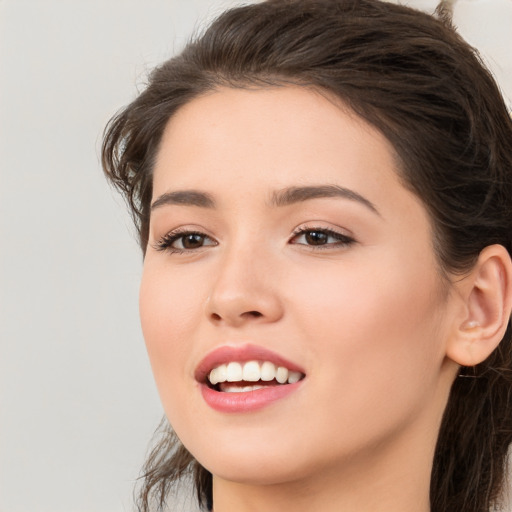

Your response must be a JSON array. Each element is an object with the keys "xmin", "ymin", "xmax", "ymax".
[{"xmin": 102, "ymin": 1, "xmax": 512, "ymax": 511}]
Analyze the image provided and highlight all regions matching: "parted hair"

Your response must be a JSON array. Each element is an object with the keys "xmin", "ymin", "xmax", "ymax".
[{"xmin": 101, "ymin": 1, "xmax": 512, "ymax": 511}]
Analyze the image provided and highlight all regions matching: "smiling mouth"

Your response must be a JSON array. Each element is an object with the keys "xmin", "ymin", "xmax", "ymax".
[{"xmin": 207, "ymin": 360, "xmax": 305, "ymax": 393}]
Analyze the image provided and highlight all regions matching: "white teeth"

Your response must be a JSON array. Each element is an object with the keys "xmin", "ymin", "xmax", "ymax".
[
  {"xmin": 209, "ymin": 364, "xmax": 227, "ymax": 385},
  {"xmin": 276, "ymin": 366, "xmax": 289, "ymax": 384},
  {"xmin": 208, "ymin": 360, "xmax": 304, "ymax": 387},
  {"xmin": 217, "ymin": 364, "xmax": 227, "ymax": 383},
  {"xmin": 226, "ymin": 362, "xmax": 243, "ymax": 382},
  {"xmin": 242, "ymin": 360, "xmax": 261, "ymax": 382},
  {"xmin": 261, "ymin": 361, "xmax": 277, "ymax": 381},
  {"xmin": 288, "ymin": 371, "xmax": 302, "ymax": 384},
  {"xmin": 220, "ymin": 384, "xmax": 267, "ymax": 393}
]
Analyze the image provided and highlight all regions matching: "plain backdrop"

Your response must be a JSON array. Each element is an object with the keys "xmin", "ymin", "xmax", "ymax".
[{"xmin": 1, "ymin": 1, "xmax": 511, "ymax": 511}]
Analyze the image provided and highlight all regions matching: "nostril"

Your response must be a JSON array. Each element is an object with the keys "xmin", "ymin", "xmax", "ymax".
[
  {"xmin": 246, "ymin": 311, "xmax": 263, "ymax": 318},
  {"xmin": 209, "ymin": 311, "xmax": 262, "ymax": 322}
]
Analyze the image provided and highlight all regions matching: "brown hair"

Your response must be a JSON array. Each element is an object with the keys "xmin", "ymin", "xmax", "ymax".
[{"xmin": 102, "ymin": 1, "xmax": 512, "ymax": 510}]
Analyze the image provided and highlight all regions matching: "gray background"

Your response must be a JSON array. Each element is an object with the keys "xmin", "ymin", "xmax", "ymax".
[{"xmin": 1, "ymin": 1, "xmax": 511, "ymax": 511}]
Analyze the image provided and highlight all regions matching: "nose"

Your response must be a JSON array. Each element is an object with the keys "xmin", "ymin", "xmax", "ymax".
[{"xmin": 205, "ymin": 244, "xmax": 284, "ymax": 327}]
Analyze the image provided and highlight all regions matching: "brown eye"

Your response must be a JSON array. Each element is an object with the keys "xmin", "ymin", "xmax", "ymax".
[
  {"xmin": 290, "ymin": 228, "xmax": 355, "ymax": 249},
  {"xmin": 154, "ymin": 230, "xmax": 217, "ymax": 253},
  {"xmin": 304, "ymin": 231, "xmax": 328, "ymax": 245},
  {"xmin": 181, "ymin": 233, "xmax": 206, "ymax": 249}
]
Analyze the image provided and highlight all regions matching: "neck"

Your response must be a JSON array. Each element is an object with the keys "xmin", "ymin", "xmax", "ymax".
[{"xmin": 212, "ymin": 448, "xmax": 432, "ymax": 512}]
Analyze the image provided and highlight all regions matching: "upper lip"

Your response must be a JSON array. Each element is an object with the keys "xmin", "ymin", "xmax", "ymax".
[{"xmin": 195, "ymin": 343, "xmax": 306, "ymax": 383}]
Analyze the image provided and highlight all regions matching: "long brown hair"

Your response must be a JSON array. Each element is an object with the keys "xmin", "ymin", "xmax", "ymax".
[{"xmin": 102, "ymin": 1, "xmax": 512, "ymax": 510}]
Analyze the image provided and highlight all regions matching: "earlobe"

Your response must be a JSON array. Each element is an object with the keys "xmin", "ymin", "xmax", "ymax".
[{"xmin": 446, "ymin": 245, "xmax": 512, "ymax": 367}]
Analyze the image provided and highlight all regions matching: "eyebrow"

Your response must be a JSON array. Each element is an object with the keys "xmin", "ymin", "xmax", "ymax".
[
  {"xmin": 151, "ymin": 184, "xmax": 379, "ymax": 215},
  {"xmin": 270, "ymin": 185, "xmax": 380, "ymax": 215},
  {"xmin": 151, "ymin": 190, "xmax": 216, "ymax": 210}
]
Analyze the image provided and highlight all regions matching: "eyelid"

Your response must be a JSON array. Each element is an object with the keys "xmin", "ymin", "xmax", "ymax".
[
  {"xmin": 151, "ymin": 226, "xmax": 218, "ymax": 253},
  {"xmin": 150, "ymin": 222, "xmax": 355, "ymax": 254},
  {"xmin": 289, "ymin": 224, "xmax": 356, "ymax": 248}
]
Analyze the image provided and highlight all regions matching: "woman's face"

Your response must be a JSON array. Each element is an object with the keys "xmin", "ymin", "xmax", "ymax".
[{"xmin": 140, "ymin": 86, "xmax": 459, "ymax": 486}]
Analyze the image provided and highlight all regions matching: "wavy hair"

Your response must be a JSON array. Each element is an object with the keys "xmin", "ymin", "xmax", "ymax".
[{"xmin": 102, "ymin": 1, "xmax": 512, "ymax": 510}]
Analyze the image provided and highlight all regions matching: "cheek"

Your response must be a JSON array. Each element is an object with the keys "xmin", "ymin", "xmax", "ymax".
[
  {"xmin": 138, "ymin": 261, "xmax": 206, "ymax": 395},
  {"xmin": 291, "ymin": 253, "xmax": 447, "ymax": 415}
]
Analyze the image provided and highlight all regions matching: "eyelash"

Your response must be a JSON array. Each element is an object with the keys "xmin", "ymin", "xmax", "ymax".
[
  {"xmin": 290, "ymin": 225, "xmax": 355, "ymax": 249},
  {"xmin": 153, "ymin": 226, "xmax": 355, "ymax": 254},
  {"xmin": 153, "ymin": 228, "xmax": 216, "ymax": 254}
]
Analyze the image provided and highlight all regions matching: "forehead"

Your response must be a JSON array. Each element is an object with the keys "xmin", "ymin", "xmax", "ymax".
[{"xmin": 152, "ymin": 86, "xmax": 417, "ymax": 220}]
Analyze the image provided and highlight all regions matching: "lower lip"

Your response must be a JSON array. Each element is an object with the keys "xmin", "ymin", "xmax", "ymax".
[{"xmin": 200, "ymin": 381, "xmax": 302, "ymax": 413}]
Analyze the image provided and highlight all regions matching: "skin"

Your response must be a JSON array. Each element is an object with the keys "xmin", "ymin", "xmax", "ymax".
[{"xmin": 140, "ymin": 86, "xmax": 466, "ymax": 512}]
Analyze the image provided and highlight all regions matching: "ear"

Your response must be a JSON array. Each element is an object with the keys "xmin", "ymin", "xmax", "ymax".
[{"xmin": 446, "ymin": 244, "xmax": 512, "ymax": 367}]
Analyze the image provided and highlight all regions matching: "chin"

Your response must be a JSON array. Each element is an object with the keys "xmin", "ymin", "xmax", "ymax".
[
  {"xmin": 185, "ymin": 431, "xmax": 312, "ymax": 486},
  {"xmin": 205, "ymin": 455, "xmax": 309, "ymax": 487}
]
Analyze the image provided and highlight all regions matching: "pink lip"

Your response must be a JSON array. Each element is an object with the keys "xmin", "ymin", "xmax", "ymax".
[
  {"xmin": 199, "ymin": 381, "xmax": 303, "ymax": 413},
  {"xmin": 195, "ymin": 344, "xmax": 306, "ymax": 413}
]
